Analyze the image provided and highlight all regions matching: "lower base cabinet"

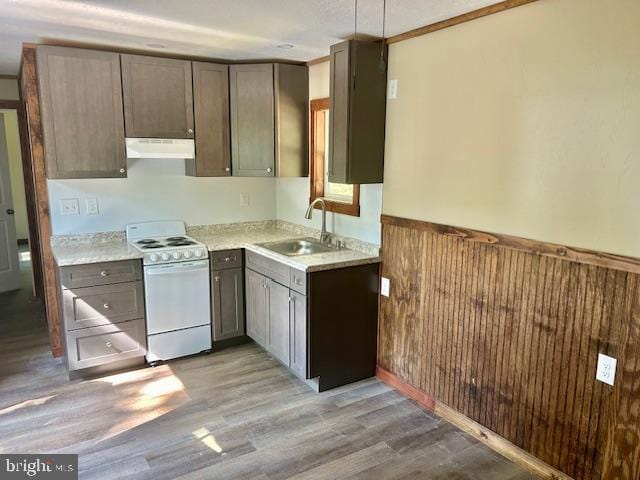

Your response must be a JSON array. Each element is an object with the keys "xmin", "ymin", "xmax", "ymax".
[
  {"xmin": 245, "ymin": 263, "xmax": 308, "ymax": 379},
  {"xmin": 211, "ymin": 267, "xmax": 245, "ymax": 341}
]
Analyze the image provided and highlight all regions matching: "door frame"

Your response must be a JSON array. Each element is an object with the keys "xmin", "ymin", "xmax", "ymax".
[{"xmin": 0, "ymin": 98, "xmax": 43, "ymax": 299}]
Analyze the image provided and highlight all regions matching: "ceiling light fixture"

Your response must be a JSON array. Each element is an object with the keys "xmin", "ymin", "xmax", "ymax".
[{"xmin": 277, "ymin": 44, "xmax": 295, "ymax": 49}]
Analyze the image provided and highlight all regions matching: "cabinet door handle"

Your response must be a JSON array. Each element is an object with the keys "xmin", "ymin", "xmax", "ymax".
[
  {"xmin": 105, "ymin": 341, "xmax": 113, "ymax": 348},
  {"xmin": 119, "ymin": 168, "xmax": 126, "ymax": 174},
  {"xmin": 6, "ymin": 209, "xmax": 14, "ymax": 215},
  {"xmin": 103, "ymin": 303, "xmax": 110, "ymax": 309},
  {"xmin": 187, "ymin": 128, "xmax": 194, "ymax": 135},
  {"xmin": 214, "ymin": 276, "xmax": 220, "ymax": 282},
  {"xmin": 266, "ymin": 167, "xmax": 272, "ymax": 173},
  {"xmin": 100, "ymin": 270, "xmax": 109, "ymax": 277},
  {"xmin": 225, "ymin": 167, "xmax": 231, "ymax": 172}
]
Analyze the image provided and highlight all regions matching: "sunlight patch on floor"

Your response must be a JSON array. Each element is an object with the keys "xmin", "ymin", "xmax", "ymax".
[
  {"xmin": 0, "ymin": 394, "xmax": 56, "ymax": 416},
  {"xmin": 193, "ymin": 427, "xmax": 225, "ymax": 454}
]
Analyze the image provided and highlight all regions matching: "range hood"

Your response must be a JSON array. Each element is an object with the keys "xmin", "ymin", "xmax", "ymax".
[{"xmin": 126, "ymin": 138, "xmax": 195, "ymax": 159}]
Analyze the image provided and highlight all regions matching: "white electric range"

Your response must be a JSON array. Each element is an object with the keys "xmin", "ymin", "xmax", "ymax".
[{"xmin": 126, "ymin": 221, "xmax": 211, "ymax": 363}]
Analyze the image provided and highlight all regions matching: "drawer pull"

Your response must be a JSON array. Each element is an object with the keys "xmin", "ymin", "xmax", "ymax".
[
  {"xmin": 224, "ymin": 257, "xmax": 231, "ymax": 262},
  {"xmin": 100, "ymin": 270, "xmax": 109, "ymax": 277},
  {"xmin": 105, "ymin": 341, "xmax": 113, "ymax": 348},
  {"xmin": 214, "ymin": 276, "xmax": 220, "ymax": 282},
  {"xmin": 103, "ymin": 303, "xmax": 111, "ymax": 309}
]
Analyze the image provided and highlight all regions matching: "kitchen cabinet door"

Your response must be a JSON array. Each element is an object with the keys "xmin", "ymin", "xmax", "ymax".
[
  {"xmin": 245, "ymin": 268, "xmax": 268, "ymax": 347},
  {"xmin": 266, "ymin": 279, "xmax": 290, "ymax": 365},
  {"xmin": 189, "ymin": 62, "xmax": 231, "ymax": 176},
  {"xmin": 329, "ymin": 40, "xmax": 387, "ymax": 184},
  {"xmin": 212, "ymin": 268, "xmax": 245, "ymax": 341},
  {"xmin": 289, "ymin": 290, "xmax": 307, "ymax": 379},
  {"xmin": 229, "ymin": 64, "xmax": 275, "ymax": 176},
  {"xmin": 121, "ymin": 54, "xmax": 194, "ymax": 139},
  {"xmin": 36, "ymin": 46, "xmax": 126, "ymax": 179}
]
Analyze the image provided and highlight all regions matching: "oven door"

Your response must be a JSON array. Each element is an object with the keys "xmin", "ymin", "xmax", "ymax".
[{"xmin": 144, "ymin": 260, "xmax": 211, "ymax": 335}]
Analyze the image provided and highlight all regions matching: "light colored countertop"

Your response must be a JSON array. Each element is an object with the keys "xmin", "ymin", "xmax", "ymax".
[{"xmin": 51, "ymin": 221, "xmax": 380, "ymax": 272}]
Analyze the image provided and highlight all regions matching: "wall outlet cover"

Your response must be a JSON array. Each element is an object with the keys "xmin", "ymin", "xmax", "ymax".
[
  {"xmin": 85, "ymin": 198, "xmax": 99, "ymax": 215},
  {"xmin": 596, "ymin": 353, "xmax": 617, "ymax": 386},
  {"xmin": 388, "ymin": 79, "xmax": 398, "ymax": 99},
  {"xmin": 381, "ymin": 277, "xmax": 390, "ymax": 297},
  {"xmin": 60, "ymin": 198, "xmax": 80, "ymax": 216}
]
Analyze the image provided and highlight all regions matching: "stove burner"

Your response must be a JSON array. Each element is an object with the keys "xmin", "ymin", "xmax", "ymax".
[
  {"xmin": 137, "ymin": 239, "xmax": 159, "ymax": 245},
  {"xmin": 142, "ymin": 244, "xmax": 164, "ymax": 249},
  {"xmin": 167, "ymin": 240, "xmax": 195, "ymax": 247},
  {"xmin": 166, "ymin": 236, "xmax": 187, "ymax": 242}
]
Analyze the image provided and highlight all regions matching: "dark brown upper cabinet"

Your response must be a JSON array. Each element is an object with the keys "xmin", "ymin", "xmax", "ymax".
[
  {"xmin": 188, "ymin": 62, "xmax": 231, "ymax": 177},
  {"xmin": 36, "ymin": 46, "xmax": 127, "ymax": 179},
  {"xmin": 121, "ymin": 54, "xmax": 194, "ymax": 139},
  {"xmin": 230, "ymin": 63, "xmax": 308, "ymax": 177},
  {"xmin": 329, "ymin": 40, "xmax": 387, "ymax": 184}
]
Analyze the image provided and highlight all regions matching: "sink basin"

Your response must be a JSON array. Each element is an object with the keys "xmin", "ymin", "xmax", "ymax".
[{"xmin": 258, "ymin": 237, "xmax": 343, "ymax": 256}]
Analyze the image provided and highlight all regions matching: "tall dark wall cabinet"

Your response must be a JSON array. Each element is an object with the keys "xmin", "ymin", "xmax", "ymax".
[
  {"xmin": 121, "ymin": 54, "xmax": 194, "ymax": 139},
  {"xmin": 329, "ymin": 40, "xmax": 387, "ymax": 184},
  {"xmin": 230, "ymin": 64, "xmax": 308, "ymax": 177},
  {"xmin": 188, "ymin": 62, "xmax": 231, "ymax": 177},
  {"xmin": 36, "ymin": 46, "xmax": 127, "ymax": 179}
]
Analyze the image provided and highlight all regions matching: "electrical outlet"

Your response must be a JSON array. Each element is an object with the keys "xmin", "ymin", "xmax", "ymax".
[
  {"xmin": 388, "ymin": 79, "xmax": 398, "ymax": 99},
  {"xmin": 85, "ymin": 198, "xmax": 99, "ymax": 215},
  {"xmin": 596, "ymin": 353, "xmax": 617, "ymax": 386},
  {"xmin": 60, "ymin": 198, "xmax": 80, "ymax": 216},
  {"xmin": 240, "ymin": 193, "xmax": 250, "ymax": 207},
  {"xmin": 381, "ymin": 277, "xmax": 390, "ymax": 297}
]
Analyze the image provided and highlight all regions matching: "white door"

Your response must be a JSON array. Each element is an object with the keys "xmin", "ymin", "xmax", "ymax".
[{"xmin": 0, "ymin": 115, "xmax": 20, "ymax": 293}]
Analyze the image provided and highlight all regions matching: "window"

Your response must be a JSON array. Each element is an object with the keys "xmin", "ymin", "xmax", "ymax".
[{"xmin": 309, "ymin": 98, "xmax": 360, "ymax": 217}]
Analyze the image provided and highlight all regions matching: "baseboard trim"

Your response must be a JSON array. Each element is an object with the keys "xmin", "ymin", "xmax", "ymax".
[{"xmin": 376, "ymin": 365, "xmax": 571, "ymax": 480}]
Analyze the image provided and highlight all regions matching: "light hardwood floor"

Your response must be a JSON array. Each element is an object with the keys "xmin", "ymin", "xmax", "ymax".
[{"xmin": 0, "ymin": 256, "xmax": 534, "ymax": 479}]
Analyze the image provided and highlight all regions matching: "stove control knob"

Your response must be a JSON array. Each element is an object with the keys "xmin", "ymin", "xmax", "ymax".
[
  {"xmin": 183, "ymin": 250, "xmax": 192, "ymax": 259},
  {"xmin": 149, "ymin": 254, "xmax": 158, "ymax": 262},
  {"xmin": 172, "ymin": 252, "xmax": 181, "ymax": 260},
  {"xmin": 161, "ymin": 253, "xmax": 170, "ymax": 261},
  {"xmin": 194, "ymin": 250, "xmax": 203, "ymax": 258}
]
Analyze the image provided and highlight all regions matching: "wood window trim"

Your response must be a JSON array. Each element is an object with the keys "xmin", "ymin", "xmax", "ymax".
[{"xmin": 309, "ymin": 97, "xmax": 360, "ymax": 217}]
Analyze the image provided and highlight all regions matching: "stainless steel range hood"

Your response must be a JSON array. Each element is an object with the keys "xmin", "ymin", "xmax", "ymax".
[{"xmin": 126, "ymin": 138, "xmax": 195, "ymax": 159}]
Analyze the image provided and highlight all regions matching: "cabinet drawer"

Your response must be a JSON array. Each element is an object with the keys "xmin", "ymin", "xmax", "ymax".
[
  {"xmin": 60, "ymin": 260, "xmax": 142, "ymax": 288},
  {"xmin": 245, "ymin": 251, "xmax": 290, "ymax": 286},
  {"xmin": 66, "ymin": 319, "xmax": 146, "ymax": 371},
  {"xmin": 290, "ymin": 268, "xmax": 307, "ymax": 294},
  {"xmin": 63, "ymin": 282, "xmax": 145, "ymax": 331},
  {"xmin": 210, "ymin": 249, "xmax": 242, "ymax": 270}
]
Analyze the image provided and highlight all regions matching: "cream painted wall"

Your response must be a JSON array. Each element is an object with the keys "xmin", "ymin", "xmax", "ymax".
[
  {"xmin": 0, "ymin": 78, "xmax": 19, "ymax": 100},
  {"xmin": 48, "ymin": 159, "xmax": 277, "ymax": 234},
  {"xmin": 383, "ymin": 0, "xmax": 640, "ymax": 257},
  {"xmin": 276, "ymin": 61, "xmax": 383, "ymax": 245},
  {"xmin": 1, "ymin": 110, "xmax": 29, "ymax": 240}
]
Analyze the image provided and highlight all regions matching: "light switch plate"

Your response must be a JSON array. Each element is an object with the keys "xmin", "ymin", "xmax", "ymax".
[
  {"xmin": 381, "ymin": 277, "xmax": 390, "ymax": 297},
  {"xmin": 60, "ymin": 198, "xmax": 80, "ymax": 216},
  {"xmin": 388, "ymin": 79, "xmax": 398, "ymax": 99},
  {"xmin": 240, "ymin": 193, "xmax": 250, "ymax": 207},
  {"xmin": 596, "ymin": 353, "xmax": 617, "ymax": 386},
  {"xmin": 85, "ymin": 198, "xmax": 99, "ymax": 215}
]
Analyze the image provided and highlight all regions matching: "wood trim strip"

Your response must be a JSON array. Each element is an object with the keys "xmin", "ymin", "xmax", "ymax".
[
  {"xmin": 385, "ymin": 0, "xmax": 539, "ymax": 44},
  {"xmin": 0, "ymin": 74, "xmax": 18, "ymax": 80},
  {"xmin": 381, "ymin": 214, "xmax": 640, "ymax": 274},
  {"xmin": 20, "ymin": 45, "xmax": 63, "ymax": 357},
  {"xmin": 376, "ymin": 365, "xmax": 571, "ymax": 480}
]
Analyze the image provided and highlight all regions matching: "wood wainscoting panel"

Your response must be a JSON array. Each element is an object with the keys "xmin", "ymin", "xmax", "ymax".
[{"xmin": 378, "ymin": 215, "xmax": 640, "ymax": 480}]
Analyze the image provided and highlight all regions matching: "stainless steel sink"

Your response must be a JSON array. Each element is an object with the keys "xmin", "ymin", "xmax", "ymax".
[{"xmin": 258, "ymin": 237, "xmax": 344, "ymax": 256}]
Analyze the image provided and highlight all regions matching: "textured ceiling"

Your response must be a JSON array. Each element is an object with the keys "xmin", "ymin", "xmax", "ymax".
[{"xmin": 0, "ymin": 0, "xmax": 501, "ymax": 74}]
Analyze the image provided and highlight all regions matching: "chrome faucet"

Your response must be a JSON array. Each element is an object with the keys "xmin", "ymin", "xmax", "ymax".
[{"xmin": 305, "ymin": 198, "xmax": 330, "ymax": 244}]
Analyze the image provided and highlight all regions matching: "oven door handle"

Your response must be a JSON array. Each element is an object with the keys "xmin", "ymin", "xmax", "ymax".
[{"xmin": 145, "ymin": 260, "xmax": 209, "ymax": 275}]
